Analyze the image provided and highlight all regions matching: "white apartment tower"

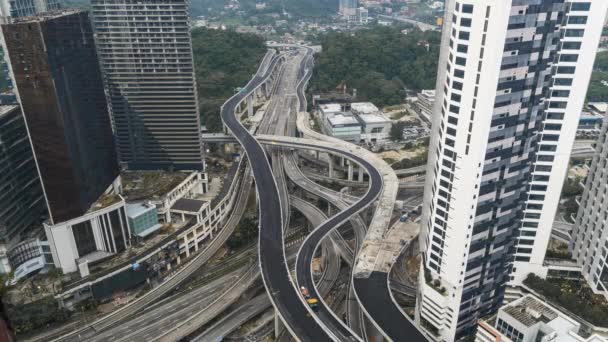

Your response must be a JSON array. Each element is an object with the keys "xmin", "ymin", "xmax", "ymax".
[
  {"xmin": 91, "ymin": 0, "xmax": 204, "ymax": 171},
  {"xmin": 571, "ymin": 115, "xmax": 608, "ymax": 300},
  {"xmin": 417, "ymin": 0, "xmax": 607, "ymax": 341}
]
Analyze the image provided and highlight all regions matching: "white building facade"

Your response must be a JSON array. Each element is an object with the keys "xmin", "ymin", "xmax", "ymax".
[
  {"xmin": 45, "ymin": 197, "xmax": 131, "ymax": 275},
  {"xmin": 417, "ymin": 0, "xmax": 607, "ymax": 340},
  {"xmin": 571, "ymin": 115, "xmax": 608, "ymax": 299},
  {"xmin": 476, "ymin": 295, "xmax": 607, "ymax": 342}
]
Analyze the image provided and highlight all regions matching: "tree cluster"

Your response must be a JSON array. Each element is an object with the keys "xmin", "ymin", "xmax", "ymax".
[
  {"xmin": 586, "ymin": 51, "xmax": 608, "ymax": 102},
  {"xmin": 7, "ymin": 297, "xmax": 70, "ymax": 335},
  {"xmin": 226, "ymin": 215, "xmax": 259, "ymax": 249},
  {"xmin": 192, "ymin": 28, "xmax": 268, "ymax": 132},
  {"xmin": 308, "ymin": 26, "xmax": 440, "ymax": 107}
]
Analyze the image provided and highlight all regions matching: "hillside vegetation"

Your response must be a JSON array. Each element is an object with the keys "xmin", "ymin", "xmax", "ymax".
[
  {"xmin": 192, "ymin": 28, "xmax": 268, "ymax": 132},
  {"xmin": 308, "ymin": 26, "xmax": 441, "ymax": 107}
]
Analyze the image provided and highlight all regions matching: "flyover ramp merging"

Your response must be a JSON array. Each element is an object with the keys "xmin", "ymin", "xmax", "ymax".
[
  {"xmin": 292, "ymin": 112, "xmax": 429, "ymax": 342},
  {"xmin": 221, "ymin": 52, "xmax": 337, "ymax": 341}
]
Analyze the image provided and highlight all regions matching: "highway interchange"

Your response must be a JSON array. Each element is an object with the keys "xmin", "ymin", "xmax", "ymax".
[
  {"xmin": 221, "ymin": 47, "xmax": 427, "ymax": 341},
  {"xmin": 48, "ymin": 47, "xmax": 428, "ymax": 342}
]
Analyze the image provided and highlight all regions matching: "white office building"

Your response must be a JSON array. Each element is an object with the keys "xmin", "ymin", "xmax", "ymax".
[
  {"xmin": 417, "ymin": 1, "xmax": 607, "ymax": 340},
  {"xmin": 415, "ymin": 89, "xmax": 436, "ymax": 124},
  {"xmin": 351, "ymin": 102, "xmax": 391, "ymax": 144},
  {"xmin": 476, "ymin": 295, "xmax": 607, "ymax": 342},
  {"xmin": 571, "ymin": 115, "xmax": 608, "ymax": 299},
  {"xmin": 44, "ymin": 194, "xmax": 131, "ymax": 275}
]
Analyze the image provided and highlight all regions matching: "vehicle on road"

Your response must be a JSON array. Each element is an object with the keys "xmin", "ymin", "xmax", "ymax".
[
  {"xmin": 307, "ymin": 298, "xmax": 319, "ymax": 312},
  {"xmin": 300, "ymin": 286, "xmax": 310, "ymax": 298}
]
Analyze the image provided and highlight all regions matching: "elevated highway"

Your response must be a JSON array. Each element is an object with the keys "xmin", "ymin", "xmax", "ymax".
[{"xmin": 221, "ymin": 49, "xmax": 343, "ymax": 341}]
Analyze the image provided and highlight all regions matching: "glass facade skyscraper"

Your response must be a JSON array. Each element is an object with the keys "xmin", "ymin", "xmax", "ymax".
[
  {"xmin": 0, "ymin": 0, "xmax": 60, "ymax": 20},
  {"xmin": 2, "ymin": 10, "xmax": 119, "ymax": 224},
  {"xmin": 0, "ymin": 105, "xmax": 46, "ymax": 245}
]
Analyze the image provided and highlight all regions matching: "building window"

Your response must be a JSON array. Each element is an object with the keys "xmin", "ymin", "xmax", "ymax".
[
  {"xmin": 460, "ymin": 18, "xmax": 472, "ymax": 27},
  {"xmin": 570, "ymin": 3, "xmax": 591, "ymax": 11},
  {"xmin": 565, "ymin": 29, "xmax": 585, "ymax": 37},
  {"xmin": 462, "ymin": 4, "xmax": 474, "ymax": 13}
]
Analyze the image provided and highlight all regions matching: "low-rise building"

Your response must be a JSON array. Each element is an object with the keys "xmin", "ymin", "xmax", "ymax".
[
  {"xmin": 319, "ymin": 101, "xmax": 391, "ymax": 145},
  {"xmin": 476, "ymin": 295, "xmax": 607, "ymax": 342},
  {"xmin": 414, "ymin": 89, "xmax": 435, "ymax": 124},
  {"xmin": 126, "ymin": 202, "xmax": 161, "ymax": 240},
  {"xmin": 121, "ymin": 171, "xmax": 208, "ymax": 223},
  {"xmin": 351, "ymin": 102, "xmax": 391, "ymax": 144},
  {"xmin": 44, "ymin": 192, "xmax": 131, "ymax": 275},
  {"xmin": 323, "ymin": 112, "xmax": 362, "ymax": 142}
]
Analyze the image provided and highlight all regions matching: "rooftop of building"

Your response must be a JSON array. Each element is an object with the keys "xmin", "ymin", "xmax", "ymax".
[
  {"xmin": 319, "ymin": 103, "xmax": 342, "ymax": 114},
  {"xmin": 121, "ymin": 171, "xmax": 190, "ymax": 201},
  {"xmin": 88, "ymin": 193, "xmax": 123, "ymax": 213},
  {"xmin": 357, "ymin": 112, "xmax": 391, "ymax": 124},
  {"xmin": 327, "ymin": 113, "xmax": 360, "ymax": 126},
  {"xmin": 351, "ymin": 102, "xmax": 379, "ymax": 114},
  {"xmin": 125, "ymin": 202, "xmax": 157, "ymax": 218},
  {"xmin": 503, "ymin": 296, "xmax": 559, "ymax": 327},
  {"xmin": 170, "ymin": 198, "xmax": 207, "ymax": 213},
  {"xmin": 11, "ymin": 9, "xmax": 84, "ymax": 23}
]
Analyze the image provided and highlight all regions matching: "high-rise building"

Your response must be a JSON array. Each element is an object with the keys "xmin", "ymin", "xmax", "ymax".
[
  {"xmin": 91, "ymin": 0, "xmax": 204, "ymax": 171},
  {"xmin": 0, "ymin": 105, "xmax": 46, "ymax": 273},
  {"xmin": 339, "ymin": 0, "xmax": 357, "ymax": 18},
  {"xmin": 0, "ymin": 0, "xmax": 60, "ymax": 21},
  {"xmin": 571, "ymin": 114, "xmax": 608, "ymax": 299},
  {"xmin": 417, "ymin": 1, "xmax": 607, "ymax": 340},
  {"xmin": 2, "ymin": 10, "xmax": 120, "ymax": 225}
]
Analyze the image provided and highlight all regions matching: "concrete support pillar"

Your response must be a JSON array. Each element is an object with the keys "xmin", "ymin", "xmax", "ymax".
[
  {"xmin": 328, "ymin": 155, "xmax": 335, "ymax": 178},
  {"xmin": 177, "ymin": 255, "xmax": 182, "ymax": 265},
  {"xmin": 358, "ymin": 166, "xmax": 364, "ymax": 182},
  {"xmin": 341, "ymin": 156, "xmax": 346, "ymax": 167},
  {"xmin": 274, "ymin": 313, "xmax": 284, "ymax": 339},
  {"xmin": 347, "ymin": 161, "xmax": 354, "ymax": 182},
  {"xmin": 327, "ymin": 205, "xmax": 332, "ymax": 217},
  {"xmin": 247, "ymin": 95, "xmax": 254, "ymax": 118},
  {"xmin": 315, "ymin": 150, "xmax": 319, "ymax": 159}
]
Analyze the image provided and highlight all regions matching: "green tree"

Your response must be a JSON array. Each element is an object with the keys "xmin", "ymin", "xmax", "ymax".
[
  {"xmin": 191, "ymin": 28, "xmax": 267, "ymax": 132},
  {"xmin": 308, "ymin": 26, "xmax": 441, "ymax": 107},
  {"xmin": 390, "ymin": 122, "xmax": 406, "ymax": 141}
]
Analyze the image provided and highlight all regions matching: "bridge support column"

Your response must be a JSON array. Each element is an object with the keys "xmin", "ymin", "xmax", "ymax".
[
  {"xmin": 274, "ymin": 313, "xmax": 284, "ymax": 339},
  {"xmin": 328, "ymin": 155, "xmax": 335, "ymax": 178},
  {"xmin": 327, "ymin": 205, "xmax": 332, "ymax": 217},
  {"xmin": 347, "ymin": 161, "xmax": 354, "ymax": 181},
  {"xmin": 247, "ymin": 95, "xmax": 254, "ymax": 118},
  {"xmin": 358, "ymin": 166, "xmax": 364, "ymax": 182}
]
